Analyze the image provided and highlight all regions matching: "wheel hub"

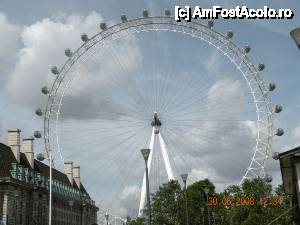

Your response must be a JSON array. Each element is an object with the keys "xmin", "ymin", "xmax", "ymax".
[{"xmin": 151, "ymin": 111, "xmax": 161, "ymax": 134}]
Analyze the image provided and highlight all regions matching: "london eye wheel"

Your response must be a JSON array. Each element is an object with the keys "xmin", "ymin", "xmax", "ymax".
[{"xmin": 35, "ymin": 10, "xmax": 283, "ymax": 218}]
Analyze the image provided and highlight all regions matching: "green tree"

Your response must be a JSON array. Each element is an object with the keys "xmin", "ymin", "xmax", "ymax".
[
  {"xmin": 263, "ymin": 184, "xmax": 292, "ymax": 225},
  {"xmin": 130, "ymin": 178, "xmax": 293, "ymax": 225},
  {"xmin": 219, "ymin": 179, "xmax": 292, "ymax": 225},
  {"xmin": 185, "ymin": 179, "xmax": 215, "ymax": 225},
  {"xmin": 151, "ymin": 178, "xmax": 216, "ymax": 225},
  {"xmin": 151, "ymin": 180, "xmax": 185, "ymax": 225},
  {"xmin": 127, "ymin": 217, "xmax": 145, "ymax": 225}
]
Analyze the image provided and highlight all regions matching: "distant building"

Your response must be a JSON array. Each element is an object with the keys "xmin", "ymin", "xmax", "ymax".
[{"xmin": 0, "ymin": 129, "xmax": 98, "ymax": 225}]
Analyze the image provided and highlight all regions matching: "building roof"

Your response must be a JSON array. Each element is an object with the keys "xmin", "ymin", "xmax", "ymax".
[
  {"xmin": 279, "ymin": 146, "xmax": 300, "ymax": 158},
  {"xmin": 0, "ymin": 142, "xmax": 87, "ymax": 193},
  {"xmin": 0, "ymin": 143, "xmax": 16, "ymax": 177}
]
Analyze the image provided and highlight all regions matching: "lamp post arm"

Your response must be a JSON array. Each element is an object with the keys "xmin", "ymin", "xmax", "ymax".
[
  {"xmin": 145, "ymin": 160, "xmax": 151, "ymax": 225},
  {"xmin": 48, "ymin": 149, "xmax": 52, "ymax": 225}
]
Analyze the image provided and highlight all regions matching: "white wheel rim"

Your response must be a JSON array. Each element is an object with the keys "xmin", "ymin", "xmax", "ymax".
[{"xmin": 42, "ymin": 16, "xmax": 274, "ymax": 216}]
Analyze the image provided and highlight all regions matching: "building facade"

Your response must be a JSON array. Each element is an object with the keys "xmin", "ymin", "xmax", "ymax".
[{"xmin": 0, "ymin": 129, "xmax": 98, "ymax": 225}]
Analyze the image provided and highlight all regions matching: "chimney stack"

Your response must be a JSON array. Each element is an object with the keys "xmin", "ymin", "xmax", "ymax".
[
  {"xmin": 7, "ymin": 129, "xmax": 21, "ymax": 163},
  {"xmin": 64, "ymin": 161, "xmax": 74, "ymax": 186},
  {"xmin": 23, "ymin": 137, "xmax": 34, "ymax": 169},
  {"xmin": 73, "ymin": 166, "xmax": 81, "ymax": 188}
]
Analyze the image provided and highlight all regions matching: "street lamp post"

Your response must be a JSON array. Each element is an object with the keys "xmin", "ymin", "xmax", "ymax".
[
  {"xmin": 49, "ymin": 149, "xmax": 52, "ymax": 225},
  {"xmin": 68, "ymin": 200, "xmax": 74, "ymax": 224},
  {"xmin": 212, "ymin": 212, "xmax": 216, "ymax": 225},
  {"xmin": 291, "ymin": 28, "xmax": 300, "ymax": 50},
  {"xmin": 141, "ymin": 148, "xmax": 151, "ymax": 225},
  {"xmin": 80, "ymin": 194, "xmax": 87, "ymax": 225},
  {"xmin": 105, "ymin": 213, "xmax": 109, "ymax": 225},
  {"xmin": 200, "ymin": 207, "xmax": 204, "ymax": 225},
  {"xmin": 181, "ymin": 173, "xmax": 189, "ymax": 225},
  {"xmin": 14, "ymin": 191, "xmax": 19, "ymax": 225},
  {"xmin": 204, "ymin": 188, "xmax": 211, "ymax": 225},
  {"xmin": 37, "ymin": 152, "xmax": 52, "ymax": 225}
]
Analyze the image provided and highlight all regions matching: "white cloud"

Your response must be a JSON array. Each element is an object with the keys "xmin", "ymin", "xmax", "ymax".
[
  {"xmin": 120, "ymin": 185, "xmax": 140, "ymax": 200},
  {"xmin": 188, "ymin": 168, "xmax": 211, "ymax": 183},
  {"xmin": 0, "ymin": 120, "xmax": 2, "ymax": 140},
  {"xmin": 119, "ymin": 185, "xmax": 140, "ymax": 216},
  {"xmin": 205, "ymin": 51, "xmax": 223, "ymax": 73},
  {"xmin": 287, "ymin": 124, "xmax": 300, "ymax": 148},
  {"xmin": 6, "ymin": 11, "xmax": 142, "ymax": 121},
  {"xmin": 0, "ymin": 13, "xmax": 21, "ymax": 83},
  {"xmin": 206, "ymin": 78, "xmax": 244, "ymax": 116},
  {"xmin": 160, "ymin": 77, "xmax": 258, "ymax": 189},
  {"xmin": 292, "ymin": 125, "xmax": 300, "ymax": 140},
  {"xmin": 173, "ymin": 120, "xmax": 256, "ymax": 181},
  {"xmin": 6, "ymin": 12, "xmax": 102, "ymax": 106},
  {"xmin": 58, "ymin": 32, "xmax": 142, "ymax": 120}
]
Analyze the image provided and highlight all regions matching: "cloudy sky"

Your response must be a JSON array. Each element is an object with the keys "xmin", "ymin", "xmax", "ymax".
[{"xmin": 1, "ymin": 0, "xmax": 300, "ymax": 220}]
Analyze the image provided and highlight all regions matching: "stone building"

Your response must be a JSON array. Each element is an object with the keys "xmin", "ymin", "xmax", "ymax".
[{"xmin": 0, "ymin": 129, "xmax": 98, "ymax": 225}]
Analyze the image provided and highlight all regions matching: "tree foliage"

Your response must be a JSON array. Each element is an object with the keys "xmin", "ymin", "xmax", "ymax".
[
  {"xmin": 151, "ymin": 180, "xmax": 185, "ymax": 225},
  {"xmin": 127, "ymin": 217, "xmax": 145, "ymax": 225},
  {"xmin": 132, "ymin": 178, "xmax": 292, "ymax": 225}
]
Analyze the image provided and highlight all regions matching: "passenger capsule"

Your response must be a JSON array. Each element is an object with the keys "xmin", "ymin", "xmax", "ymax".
[
  {"xmin": 100, "ymin": 22, "xmax": 107, "ymax": 30},
  {"xmin": 65, "ymin": 48, "xmax": 72, "ymax": 57},
  {"xmin": 243, "ymin": 45, "xmax": 251, "ymax": 54},
  {"xmin": 37, "ymin": 153, "xmax": 45, "ymax": 161},
  {"xmin": 257, "ymin": 63, "xmax": 265, "ymax": 71},
  {"xmin": 226, "ymin": 31, "xmax": 234, "ymax": 39},
  {"xmin": 81, "ymin": 33, "xmax": 89, "ymax": 42},
  {"xmin": 51, "ymin": 66, "xmax": 59, "ymax": 75},
  {"xmin": 274, "ymin": 105, "xmax": 283, "ymax": 113},
  {"xmin": 34, "ymin": 131, "xmax": 42, "ymax": 139},
  {"xmin": 143, "ymin": 9, "xmax": 149, "ymax": 18},
  {"xmin": 207, "ymin": 20, "xmax": 214, "ymax": 28},
  {"xmin": 272, "ymin": 152, "xmax": 280, "ymax": 160},
  {"xmin": 264, "ymin": 174, "xmax": 273, "ymax": 183},
  {"xmin": 165, "ymin": 9, "xmax": 171, "ymax": 17},
  {"xmin": 268, "ymin": 83, "xmax": 276, "ymax": 91},
  {"xmin": 35, "ymin": 108, "xmax": 43, "ymax": 116},
  {"xmin": 207, "ymin": 20, "xmax": 215, "ymax": 29},
  {"xmin": 41, "ymin": 86, "xmax": 49, "ymax": 95},
  {"xmin": 275, "ymin": 128, "xmax": 284, "ymax": 136},
  {"xmin": 121, "ymin": 15, "xmax": 127, "ymax": 22}
]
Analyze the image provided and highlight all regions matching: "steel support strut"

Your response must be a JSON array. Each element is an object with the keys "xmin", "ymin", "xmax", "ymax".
[
  {"xmin": 138, "ymin": 128, "xmax": 155, "ymax": 216},
  {"xmin": 158, "ymin": 133, "xmax": 175, "ymax": 180}
]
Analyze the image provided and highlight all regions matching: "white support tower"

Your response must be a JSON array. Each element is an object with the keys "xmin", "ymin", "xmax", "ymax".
[
  {"xmin": 158, "ymin": 133, "xmax": 175, "ymax": 180},
  {"xmin": 138, "ymin": 112, "xmax": 175, "ymax": 216}
]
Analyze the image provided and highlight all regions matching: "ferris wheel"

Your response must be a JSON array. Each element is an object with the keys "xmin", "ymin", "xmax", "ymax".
[{"xmin": 34, "ymin": 9, "xmax": 284, "ymax": 217}]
